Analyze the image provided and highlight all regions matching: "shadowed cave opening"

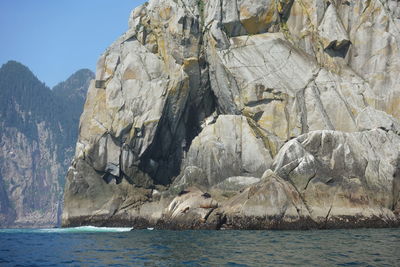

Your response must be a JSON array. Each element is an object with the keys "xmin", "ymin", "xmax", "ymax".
[{"xmin": 138, "ymin": 81, "xmax": 217, "ymax": 186}]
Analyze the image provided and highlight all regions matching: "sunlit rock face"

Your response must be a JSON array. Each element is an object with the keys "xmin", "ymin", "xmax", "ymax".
[
  {"xmin": 0, "ymin": 61, "xmax": 93, "ymax": 227},
  {"xmin": 62, "ymin": 0, "xmax": 400, "ymax": 229}
]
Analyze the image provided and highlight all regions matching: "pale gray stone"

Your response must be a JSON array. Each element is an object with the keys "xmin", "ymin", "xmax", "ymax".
[
  {"xmin": 213, "ymin": 176, "xmax": 261, "ymax": 192},
  {"xmin": 318, "ymin": 4, "xmax": 350, "ymax": 51},
  {"xmin": 273, "ymin": 129, "xmax": 400, "ymax": 224},
  {"xmin": 183, "ymin": 115, "xmax": 272, "ymax": 186},
  {"xmin": 62, "ymin": 0, "xmax": 400, "ymax": 229}
]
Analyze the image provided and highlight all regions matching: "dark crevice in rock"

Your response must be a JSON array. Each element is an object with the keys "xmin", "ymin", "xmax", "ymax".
[
  {"xmin": 203, "ymin": 208, "xmax": 216, "ymax": 222},
  {"xmin": 276, "ymin": 163, "xmax": 316, "ymax": 220},
  {"xmin": 311, "ymin": 85, "xmax": 335, "ymax": 130},
  {"xmin": 215, "ymin": 212, "xmax": 227, "ymax": 230},
  {"xmin": 245, "ymin": 98, "xmax": 281, "ymax": 107},
  {"xmin": 324, "ymin": 204, "xmax": 333, "ymax": 228},
  {"xmin": 304, "ymin": 171, "xmax": 317, "ymax": 190},
  {"xmin": 278, "ymin": 0, "xmax": 295, "ymax": 24},
  {"xmin": 392, "ymin": 156, "xmax": 400, "ymax": 211},
  {"xmin": 325, "ymin": 41, "xmax": 351, "ymax": 58},
  {"xmin": 102, "ymin": 173, "xmax": 122, "ymax": 185},
  {"xmin": 184, "ymin": 105, "xmax": 202, "ymax": 151},
  {"xmin": 253, "ymin": 111, "xmax": 264, "ymax": 122},
  {"xmin": 138, "ymin": 40, "xmax": 216, "ymax": 186},
  {"xmin": 295, "ymin": 88, "xmax": 309, "ymax": 134}
]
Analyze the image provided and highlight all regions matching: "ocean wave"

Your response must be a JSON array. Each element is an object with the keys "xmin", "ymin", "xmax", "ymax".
[
  {"xmin": 40, "ymin": 226, "xmax": 133, "ymax": 233},
  {"xmin": 0, "ymin": 226, "xmax": 133, "ymax": 233}
]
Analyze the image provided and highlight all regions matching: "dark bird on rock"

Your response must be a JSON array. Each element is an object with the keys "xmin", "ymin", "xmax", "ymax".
[{"xmin": 202, "ymin": 192, "xmax": 211, "ymax": 198}]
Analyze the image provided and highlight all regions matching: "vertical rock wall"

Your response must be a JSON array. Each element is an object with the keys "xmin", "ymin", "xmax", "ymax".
[{"xmin": 62, "ymin": 0, "xmax": 400, "ymax": 229}]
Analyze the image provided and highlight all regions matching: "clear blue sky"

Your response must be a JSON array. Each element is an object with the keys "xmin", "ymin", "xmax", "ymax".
[{"xmin": 0, "ymin": 0, "xmax": 146, "ymax": 87}]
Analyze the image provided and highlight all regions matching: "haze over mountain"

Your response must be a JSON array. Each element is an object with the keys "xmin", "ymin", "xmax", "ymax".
[{"xmin": 0, "ymin": 61, "xmax": 93, "ymax": 227}]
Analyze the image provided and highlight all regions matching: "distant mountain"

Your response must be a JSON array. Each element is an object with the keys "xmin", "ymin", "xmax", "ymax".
[
  {"xmin": 0, "ymin": 61, "xmax": 94, "ymax": 227},
  {"xmin": 53, "ymin": 69, "xmax": 93, "ymax": 124},
  {"xmin": 52, "ymin": 69, "xmax": 95, "ymax": 158}
]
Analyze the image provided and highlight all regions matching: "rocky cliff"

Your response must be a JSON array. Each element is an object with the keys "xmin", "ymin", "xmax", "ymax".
[
  {"xmin": 62, "ymin": 0, "xmax": 400, "ymax": 229},
  {"xmin": 0, "ymin": 61, "xmax": 93, "ymax": 227}
]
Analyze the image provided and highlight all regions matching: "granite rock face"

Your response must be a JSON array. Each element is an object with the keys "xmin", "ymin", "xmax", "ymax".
[
  {"xmin": 181, "ymin": 115, "xmax": 272, "ymax": 186},
  {"xmin": 273, "ymin": 129, "xmax": 400, "ymax": 228},
  {"xmin": 0, "ymin": 61, "xmax": 93, "ymax": 227},
  {"xmin": 62, "ymin": 0, "xmax": 400, "ymax": 229}
]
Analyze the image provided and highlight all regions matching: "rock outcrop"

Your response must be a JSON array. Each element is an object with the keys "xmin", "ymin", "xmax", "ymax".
[
  {"xmin": 272, "ymin": 129, "xmax": 400, "ymax": 228},
  {"xmin": 0, "ymin": 61, "xmax": 93, "ymax": 227},
  {"xmin": 62, "ymin": 0, "xmax": 400, "ymax": 229}
]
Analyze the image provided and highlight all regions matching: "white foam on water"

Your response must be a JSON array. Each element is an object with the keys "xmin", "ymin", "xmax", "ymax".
[
  {"xmin": 39, "ymin": 226, "xmax": 133, "ymax": 233},
  {"xmin": 0, "ymin": 226, "xmax": 133, "ymax": 233}
]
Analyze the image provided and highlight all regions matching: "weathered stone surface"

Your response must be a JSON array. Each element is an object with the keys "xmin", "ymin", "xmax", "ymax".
[
  {"xmin": 287, "ymin": 0, "xmax": 400, "ymax": 117},
  {"xmin": 172, "ymin": 166, "xmax": 209, "ymax": 192},
  {"xmin": 221, "ymin": 171, "xmax": 315, "ymax": 230},
  {"xmin": 318, "ymin": 4, "xmax": 350, "ymax": 51},
  {"xmin": 159, "ymin": 187, "xmax": 219, "ymax": 229},
  {"xmin": 208, "ymin": 31, "xmax": 374, "ymax": 141},
  {"xmin": 273, "ymin": 129, "xmax": 400, "ymax": 227},
  {"xmin": 356, "ymin": 106, "xmax": 400, "ymax": 134},
  {"xmin": 205, "ymin": 0, "xmax": 294, "ymax": 38},
  {"xmin": 213, "ymin": 176, "xmax": 261, "ymax": 192},
  {"xmin": 211, "ymin": 33, "xmax": 318, "ymax": 139},
  {"xmin": 182, "ymin": 115, "xmax": 272, "ymax": 186},
  {"xmin": 62, "ymin": 0, "xmax": 400, "ymax": 229}
]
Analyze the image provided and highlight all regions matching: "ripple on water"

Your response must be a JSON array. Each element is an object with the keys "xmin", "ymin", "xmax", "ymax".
[
  {"xmin": 0, "ymin": 258, "xmax": 10, "ymax": 264},
  {"xmin": 0, "ymin": 228, "xmax": 398, "ymax": 266}
]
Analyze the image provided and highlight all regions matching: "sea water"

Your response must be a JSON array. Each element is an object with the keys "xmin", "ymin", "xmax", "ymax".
[{"xmin": 0, "ymin": 227, "xmax": 399, "ymax": 266}]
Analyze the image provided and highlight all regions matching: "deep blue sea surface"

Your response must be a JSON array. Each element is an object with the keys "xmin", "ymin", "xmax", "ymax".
[{"xmin": 0, "ymin": 227, "xmax": 399, "ymax": 266}]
